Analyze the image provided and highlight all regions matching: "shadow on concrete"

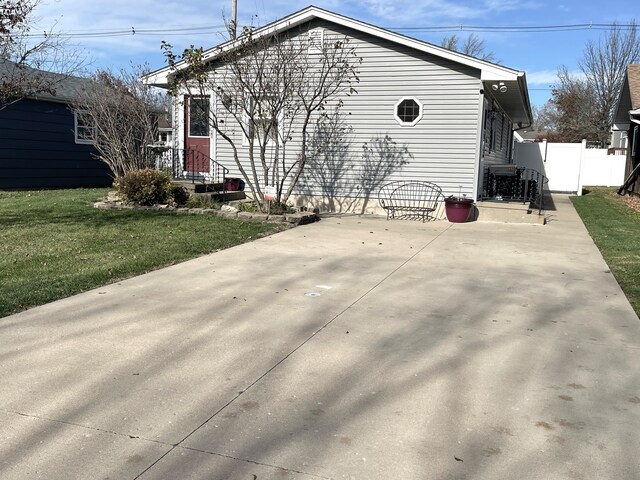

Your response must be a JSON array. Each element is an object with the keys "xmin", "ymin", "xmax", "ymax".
[{"xmin": 2, "ymin": 214, "xmax": 639, "ymax": 479}]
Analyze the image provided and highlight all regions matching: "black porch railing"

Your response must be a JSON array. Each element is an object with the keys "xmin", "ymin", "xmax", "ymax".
[
  {"xmin": 484, "ymin": 165, "xmax": 549, "ymax": 215},
  {"xmin": 152, "ymin": 147, "xmax": 229, "ymax": 185}
]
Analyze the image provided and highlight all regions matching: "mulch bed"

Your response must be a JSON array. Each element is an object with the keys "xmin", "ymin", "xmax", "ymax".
[{"xmin": 622, "ymin": 193, "xmax": 640, "ymax": 213}]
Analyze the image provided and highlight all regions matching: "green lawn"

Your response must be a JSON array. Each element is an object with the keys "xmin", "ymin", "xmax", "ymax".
[
  {"xmin": 571, "ymin": 187, "xmax": 640, "ymax": 316},
  {"xmin": 0, "ymin": 189, "xmax": 287, "ymax": 318}
]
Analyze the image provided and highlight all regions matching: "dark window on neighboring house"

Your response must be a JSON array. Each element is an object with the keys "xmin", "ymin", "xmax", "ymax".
[
  {"xmin": 394, "ymin": 97, "xmax": 422, "ymax": 126},
  {"xmin": 74, "ymin": 110, "xmax": 96, "ymax": 144},
  {"xmin": 189, "ymin": 97, "xmax": 210, "ymax": 137}
]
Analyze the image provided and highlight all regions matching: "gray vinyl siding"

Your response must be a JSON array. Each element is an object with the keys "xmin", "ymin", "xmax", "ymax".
[{"xmin": 209, "ymin": 20, "xmax": 483, "ymax": 199}]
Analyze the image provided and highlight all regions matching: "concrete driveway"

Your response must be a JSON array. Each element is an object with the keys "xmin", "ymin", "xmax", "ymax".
[{"xmin": 1, "ymin": 195, "xmax": 639, "ymax": 479}]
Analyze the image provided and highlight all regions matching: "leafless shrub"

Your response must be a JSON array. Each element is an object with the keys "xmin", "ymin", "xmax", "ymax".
[{"xmin": 75, "ymin": 67, "xmax": 165, "ymax": 178}]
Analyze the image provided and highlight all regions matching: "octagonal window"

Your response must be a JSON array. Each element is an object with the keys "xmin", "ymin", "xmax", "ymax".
[{"xmin": 394, "ymin": 97, "xmax": 423, "ymax": 126}]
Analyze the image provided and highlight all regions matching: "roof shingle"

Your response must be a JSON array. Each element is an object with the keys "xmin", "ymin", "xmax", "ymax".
[{"xmin": 628, "ymin": 64, "xmax": 640, "ymax": 110}]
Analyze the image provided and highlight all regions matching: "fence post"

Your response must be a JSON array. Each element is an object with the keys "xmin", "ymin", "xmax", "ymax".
[{"xmin": 576, "ymin": 139, "xmax": 587, "ymax": 196}]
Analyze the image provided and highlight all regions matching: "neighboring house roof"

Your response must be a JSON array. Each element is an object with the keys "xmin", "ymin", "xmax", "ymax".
[
  {"xmin": 614, "ymin": 64, "xmax": 640, "ymax": 127},
  {"xmin": 628, "ymin": 64, "xmax": 640, "ymax": 110},
  {"xmin": 157, "ymin": 114, "xmax": 172, "ymax": 130},
  {"xmin": 143, "ymin": 5, "xmax": 532, "ymax": 126},
  {"xmin": 514, "ymin": 129, "xmax": 541, "ymax": 142},
  {"xmin": 0, "ymin": 59, "xmax": 92, "ymax": 104}
]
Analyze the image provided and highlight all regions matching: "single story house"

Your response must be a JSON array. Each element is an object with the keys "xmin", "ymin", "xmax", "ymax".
[
  {"xmin": 0, "ymin": 61, "xmax": 112, "ymax": 189},
  {"xmin": 614, "ymin": 64, "xmax": 640, "ymax": 196},
  {"xmin": 144, "ymin": 6, "xmax": 532, "ymax": 211}
]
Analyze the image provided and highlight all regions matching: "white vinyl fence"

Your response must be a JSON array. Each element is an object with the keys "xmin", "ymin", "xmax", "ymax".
[{"xmin": 514, "ymin": 140, "xmax": 626, "ymax": 195}]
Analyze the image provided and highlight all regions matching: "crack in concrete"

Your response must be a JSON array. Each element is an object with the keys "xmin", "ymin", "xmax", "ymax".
[
  {"xmin": 3, "ymin": 408, "xmax": 170, "ymax": 446},
  {"xmin": 177, "ymin": 445, "xmax": 334, "ymax": 479}
]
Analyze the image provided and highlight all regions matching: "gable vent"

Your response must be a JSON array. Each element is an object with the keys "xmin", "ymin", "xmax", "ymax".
[{"xmin": 308, "ymin": 28, "xmax": 324, "ymax": 54}]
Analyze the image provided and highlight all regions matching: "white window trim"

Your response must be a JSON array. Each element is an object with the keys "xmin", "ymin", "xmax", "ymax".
[
  {"xmin": 74, "ymin": 110, "xmax": 96, "ymax": 145},
  {"xmin": 393, "ymin": 96, "xmax": 423, "ymax": 127}
]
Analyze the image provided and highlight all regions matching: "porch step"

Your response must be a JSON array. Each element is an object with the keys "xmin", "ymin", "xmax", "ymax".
[
  {"xmin": 473, "ymin": 200, "xmax": 546, "ymax": 224},
  {"xmin": 214, "ymin": 191, "xmax": 246, "ymax": 202},
  {"xmin": 174, "ymin": 181, "xmax": 225, "ymax": 193},
  {"xmin": 192, "ymin": 191, "xmax": 247, "ymax": 202}
]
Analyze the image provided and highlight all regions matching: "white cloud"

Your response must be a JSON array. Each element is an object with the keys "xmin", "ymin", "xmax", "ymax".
[
  {"xmin": 526, "ymin": 68, "xmax": 587, "ymax": 86},
  {"xmin": 28, "ymin": 0, "xmax": 553, "ymax": 75},
  {"xmin": 361, "ymin": 0, "xmax": 484, "ymax": 23},
  {"xmin": 356, "ymin": 0, "xmax": 541, "ymax": 25},
  {"xmin": 29, "ymin": 0, "xmax": 236, "ymax": 69},
  {"xmin": 526, "ymin": 70, "xmax": 559, "ymax": 86}
]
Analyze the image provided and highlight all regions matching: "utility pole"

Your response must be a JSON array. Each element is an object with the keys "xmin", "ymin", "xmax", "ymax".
[{"xmin": 229, "ymin": 0, "xmax": 237, "ymax": 40}]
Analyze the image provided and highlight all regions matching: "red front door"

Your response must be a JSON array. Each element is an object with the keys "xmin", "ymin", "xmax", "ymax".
[{"xmin": 185, "ymin": 95, "xmax": 211, "ymax": 173}]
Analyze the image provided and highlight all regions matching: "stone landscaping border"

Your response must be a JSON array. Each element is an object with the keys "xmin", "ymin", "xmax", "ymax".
[{"xmin": 93, "ymin": 194, "xmax": 320, "ymax": 226}]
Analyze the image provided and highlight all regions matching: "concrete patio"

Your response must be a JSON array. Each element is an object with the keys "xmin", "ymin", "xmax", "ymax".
[{"xmin": 1, "ymin": 195, "xmax": 639, "ymax": 479}]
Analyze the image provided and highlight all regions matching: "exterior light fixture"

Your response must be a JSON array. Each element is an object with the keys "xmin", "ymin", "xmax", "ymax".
[{"xmin": 491, "ymin": 82, "xmax": 508, "ymax": 93}]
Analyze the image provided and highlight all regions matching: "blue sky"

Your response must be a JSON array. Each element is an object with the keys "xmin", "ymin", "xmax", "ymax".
[{"xmin": 32, "ymin": 0, "xmax": 631, "ymax": 107}]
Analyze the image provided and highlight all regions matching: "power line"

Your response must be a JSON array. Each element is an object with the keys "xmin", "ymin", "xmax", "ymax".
[
  {"xmin": 393, "ymin": 23, "xmax": 638, "ymax": 33},
  {"xmin": 20, "ymin": 21, "xmax": 637, "ymax": 39},
  {"xmin": 22, "ymin": 25, "xmax": 227, "ymax": 39}
]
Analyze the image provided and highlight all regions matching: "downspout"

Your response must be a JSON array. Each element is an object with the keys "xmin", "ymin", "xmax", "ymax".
[
  {"xmin": 516, "ymin": 73, "xmax": 533, "ymax": 131},
  {"xmin": 473, "ymin": 87, "xmax": 486, "ymax": 200}
]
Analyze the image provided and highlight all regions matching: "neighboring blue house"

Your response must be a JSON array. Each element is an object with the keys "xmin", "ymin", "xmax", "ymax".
[{"xmin": 0, "ymin": 62, "xmax": 112, "ymax": 189}]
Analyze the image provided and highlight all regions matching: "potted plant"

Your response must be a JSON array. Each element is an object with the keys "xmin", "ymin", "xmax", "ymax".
[{"xmin": 444, "ymin": 190, "xmax": 474, "ymax": 223}]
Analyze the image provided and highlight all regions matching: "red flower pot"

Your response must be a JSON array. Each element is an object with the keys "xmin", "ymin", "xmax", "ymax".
[{"xmin": 444, "ymin": 197, "xmax": 474, "ymax": 223}]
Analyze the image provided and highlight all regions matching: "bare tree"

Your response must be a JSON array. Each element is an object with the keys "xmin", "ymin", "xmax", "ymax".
[
  {"xmin": 545, "ymin": 66, "xmax": 599, "ymax": 143},
  {"xmin": 161, "ymin": 24, "xmax": 361, "ymax": 209},
  {"xmin": 531, "ymin": 102, "xmax": 556, "ymax": 136},
  {"xmin": 75, "ymin": 67, "xmax": 164, "ymax": 177},
  {"xmin": 440, "ymin": 33, "xmax": 497, "ymax": 62},
  {"xmin": 579, "ymin": 20, "xmax": 640, "ymax": 146},
  {"xmin": 0, "ymin": 0, "xmax": 85, "ymax": 109}
]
